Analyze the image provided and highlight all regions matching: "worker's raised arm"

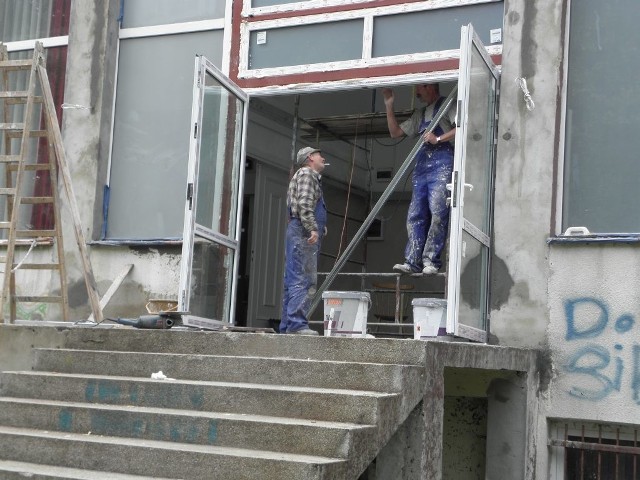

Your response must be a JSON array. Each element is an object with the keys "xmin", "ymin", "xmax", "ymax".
[{"xmin": 382, "ymin": 88, "xmax": 405, "ymax": 138}]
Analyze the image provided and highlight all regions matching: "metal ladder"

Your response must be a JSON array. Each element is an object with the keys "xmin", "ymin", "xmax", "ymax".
[{"xmin": 0, "ymin": 42, "xmax": 102, "ymax": 323}]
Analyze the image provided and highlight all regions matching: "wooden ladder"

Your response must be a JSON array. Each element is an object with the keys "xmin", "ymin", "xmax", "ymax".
[{"xmin": 0, "ymin": 42, "xmax": 103, "ymax": 323}]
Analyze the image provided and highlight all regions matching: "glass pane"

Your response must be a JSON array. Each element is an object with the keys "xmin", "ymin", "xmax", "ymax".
[
  {"xmin": 195, "ymin": 73, "xmax": 243, "ymax": 238},
  {"xmin": 463, "ymin": 44, "xmax": 496, "ymax": 235},
  {"xmin": 458, "ymin": 230, "xmax": 488, "ymax": 332},
  {"xmin": 563, "ymin": 0, "xmax": 640, "ymax": 233},
  {"xmin": 248, "ymin": 20, "xmax": 363, "ymax": 69},
  {"xmin": 373, "ymin": 2, "xmax": 504, "ymax": 57},
  {"xmin": 0, "ymin": 0, "xmax": 70, "ymax": 42},
  {"xmin": 188, "ymin": 238, "xmax": 233, "ymax": 321},
  {"xmin": 122, "ymin": 0, "xmax": 225, "ymax": 28},
  {"xmin": 107, "ymin": 31, "xmax": 222, "ymax": 239}
]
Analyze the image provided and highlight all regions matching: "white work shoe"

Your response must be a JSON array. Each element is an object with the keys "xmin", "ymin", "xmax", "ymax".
[
  {"xmin": 393, "ymin": 263, "xmax": 414, "ymax": 273},
  {"xmin": 422, "ymin": 263, "xmax": 438, "ymax": 275}
]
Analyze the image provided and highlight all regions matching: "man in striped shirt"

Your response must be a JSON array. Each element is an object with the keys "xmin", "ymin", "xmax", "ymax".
[{"xmin": 280, "ymin": 147, "xmax": 327, "ymax": 335}]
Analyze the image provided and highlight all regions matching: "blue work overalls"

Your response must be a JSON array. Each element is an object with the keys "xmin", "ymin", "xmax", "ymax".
[
  {"xmin": 404, "ymin": 97, "xmax": 454, "ymax": 272},
  {"xmin": 280, "ymin": 189, "xmax": 327, "ymax": 333}
]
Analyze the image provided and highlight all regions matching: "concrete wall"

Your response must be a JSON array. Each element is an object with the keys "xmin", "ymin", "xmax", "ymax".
[
  {"xmin": 489, "ymin": 0, "xmax": 565, "ymax": 348},
  {"xmin": 548, "ymin": 244, "xmax": 640, "ymax": 421}
]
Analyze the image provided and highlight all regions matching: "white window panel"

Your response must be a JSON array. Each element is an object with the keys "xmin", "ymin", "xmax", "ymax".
[{"xmin": 239, "ymin": 0, "xmax": 503, "ymax": 78}]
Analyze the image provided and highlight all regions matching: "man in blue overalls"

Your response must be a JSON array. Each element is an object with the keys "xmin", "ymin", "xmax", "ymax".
[
  {"xmin": 383, "ymin": 84, "xmax": 457, "ymax": 275},
  {"xmin": 280, "ymin": 146, "xmax": 327, "ymax": 335}
]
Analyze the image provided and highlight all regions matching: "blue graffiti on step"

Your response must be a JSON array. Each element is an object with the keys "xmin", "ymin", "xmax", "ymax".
[{"xmin": 563, "ymin": 297, "xmax": 638, "ymax": 402}]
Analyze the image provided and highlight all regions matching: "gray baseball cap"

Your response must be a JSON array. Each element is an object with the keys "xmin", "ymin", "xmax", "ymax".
[{"xmin": 296, "ymin": 146, "xmax": 321, "ymax": 165}]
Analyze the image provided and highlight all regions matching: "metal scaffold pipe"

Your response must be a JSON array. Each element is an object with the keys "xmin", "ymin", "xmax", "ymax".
[{"xmin": 308, "ymin": 85, "xmax": 458, "ymax": 317}]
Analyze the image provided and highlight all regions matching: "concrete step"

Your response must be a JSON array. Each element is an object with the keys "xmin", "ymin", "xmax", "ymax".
[
  {"xmin": 0, "ymin": 371, "xmax": 399, "ymax": 425},
  {"xmin": 0, "ymin": 426, "xmax": 346, "ymax": 479},
  {"xmin": 52, "ymin": 328, "xmax": 426, "ymax": 366},
  {"xmin": 0, "ymin": 459, "xmax": 177, "ymax": 479},
  {"xmin": 0, "ymin": 397, "xmax": 374, "ymax": 458},
  {"xmin": 33, "ymin": 348, "xmax": 425, "ymax": 393}
]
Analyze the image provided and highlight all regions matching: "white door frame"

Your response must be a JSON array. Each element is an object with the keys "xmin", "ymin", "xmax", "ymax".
[{"xmin": 179, "ymin": 55, "xmax": 249, "ymax": 327}]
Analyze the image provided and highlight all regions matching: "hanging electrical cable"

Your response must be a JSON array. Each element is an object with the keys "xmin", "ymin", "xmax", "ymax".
[{"xmin": 334, "ymin": 116, "xmax": 359, "ymax": 265}]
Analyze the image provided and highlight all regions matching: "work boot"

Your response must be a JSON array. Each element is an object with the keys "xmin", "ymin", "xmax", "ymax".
[
  {"xmin": 290, "ymin": 328, "xmax": 319, "ymax": 336},
  {"xmin": 422, "ymin": 263, "xmax": 438, "ymax": 275},
  {"xmin": 393, "ymin": 263, "xmax": 414, "ymax": 273}
]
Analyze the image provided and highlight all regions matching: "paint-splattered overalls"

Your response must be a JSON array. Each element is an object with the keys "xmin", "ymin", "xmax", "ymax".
[
  {"xmin": 280, "ymin": 189, "xmax": 327, "ymax": 333},
  {"xmin": 404, "ymin": 97, "xmax": 454, "ymax": 272}
]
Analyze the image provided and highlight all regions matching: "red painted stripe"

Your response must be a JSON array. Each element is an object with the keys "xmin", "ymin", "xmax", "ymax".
[
  {"xmin": 32, "ymin": 0, "xmax": 71, "ymax": 230},
  {"xmin": 233, "ymin": 55, "xmax": 502, "ymax": 89},
  {"xmin": 245, "ymin": 0, "xmax": 429, "ymax": 22}
]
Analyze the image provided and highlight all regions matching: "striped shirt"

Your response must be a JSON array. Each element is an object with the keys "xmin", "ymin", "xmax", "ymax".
[{"xmin": 287, "ymin": 166, "xmax": 322, "ymax": 233}]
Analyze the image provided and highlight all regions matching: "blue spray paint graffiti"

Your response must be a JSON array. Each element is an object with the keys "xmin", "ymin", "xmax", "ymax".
[{"xmin": 563, "ymin": 297, "xmax": 638, "ymax": 402}]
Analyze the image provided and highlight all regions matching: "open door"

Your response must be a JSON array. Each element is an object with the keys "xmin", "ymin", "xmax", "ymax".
[
  {"xmin": 246, "ymin": 162, "xmax": 288, "ymax": 326},
  {"xmin": 179, "ymin": 56, "xmax": 248, "ymax": 328},
  {"xmin": 446, "ymin": 24, "xmax": 499, "ymax": 343}
]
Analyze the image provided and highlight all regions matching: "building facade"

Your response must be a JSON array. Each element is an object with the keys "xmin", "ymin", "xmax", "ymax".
[{"xmin": 2, "ymin": 0, "xmax": 640, "ymax": 477}]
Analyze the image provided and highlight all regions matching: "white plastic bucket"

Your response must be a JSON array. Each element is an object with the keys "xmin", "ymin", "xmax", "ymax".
[
  {"xmin": 412, "ymin": 298, "xmax": 447, "ymax": 340},
  {"xmin": 322, "ymin": 291, "xmax": 371, "ymax": 338}
]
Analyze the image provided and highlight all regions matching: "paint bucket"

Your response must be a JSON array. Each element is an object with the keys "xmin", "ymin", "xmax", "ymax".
[
  {"xmin": 412, "ymin": 298, "xmax": 447, "ymax": 340},
  {"xmin": 322, "ymin": 291, "xmax": 370, "ymax": 337}
]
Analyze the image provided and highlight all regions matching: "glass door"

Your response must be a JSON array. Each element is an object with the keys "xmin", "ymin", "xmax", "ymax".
[
  {"xmin": 179, "ymin": 56, "xmax": 248, "ymax": 328},
  {"xmin": 446, "ymin": 24, "xmax": 499, "ymax": 343}
]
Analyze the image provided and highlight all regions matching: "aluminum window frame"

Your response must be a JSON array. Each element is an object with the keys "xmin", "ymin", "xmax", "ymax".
[
  {"xmin": 103, "ymin": 0, "xmax": 233, "ymax": 242},
  {"xmin": 555, "ymin": 0, "xmax": 640, "ymax": 238},
  {"xmin": 239, "ymin": 0, "xmax": 503, "ymax": 79}
]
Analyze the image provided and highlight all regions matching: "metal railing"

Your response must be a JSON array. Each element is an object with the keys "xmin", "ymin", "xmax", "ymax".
[
  {"xmin": 307, "ymin": 86, "xmax": 458, "ymax": 318},
  {"xmin": 309, "ymin": 271, "xmax": 444, "ymax": 335},
  {"xmin": 549, "ymin": 423, "xmax": 640, "ymax": 479}
]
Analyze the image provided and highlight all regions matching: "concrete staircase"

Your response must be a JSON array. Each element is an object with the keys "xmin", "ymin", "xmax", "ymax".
[{"xmin": 0, "ymin": 328, "xmax": 427, "ymax": 479}]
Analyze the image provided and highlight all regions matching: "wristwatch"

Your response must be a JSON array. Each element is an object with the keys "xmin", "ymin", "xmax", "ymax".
[{"xmin": 436, "ymin": 136, "xmax": 441, "ymax": 143}]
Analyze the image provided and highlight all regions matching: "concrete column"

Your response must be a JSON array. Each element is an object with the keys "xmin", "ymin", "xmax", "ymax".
[
  {"xmin": 485, "ymin": 377, "xmax": 527, "ymax": 479},
  {"xmin": 423, "ymin": 349, "xmax": 444, "ymax": 479},
  {"xmin": 59, "ymin": 0, "xmax": 120, "ymax": 313},
  {"xmin": 367, "ymin": 400, "xmax": 427, "ymax": 480}
]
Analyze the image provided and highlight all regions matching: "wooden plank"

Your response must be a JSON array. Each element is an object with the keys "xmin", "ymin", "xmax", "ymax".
[
  {"xmin": 13, "ymin": 295, "xmax": 62, "ymax": 303},
  {"xmin": 11, "ymin": 263, "xmax": 60, "ymax": 270},
  {"xmin": 0, "ymin": 91, "xmax": 28, "ymax": 98},
  {"xmin": 43, "ymin": 106, "xmax": 69, "ymax": 323},
  {"xmin": 16, "ymin": 230, "xmax": 56, "ymax": 237},
  {"xmin": 0, "ymin": 155, "xmax": 20, "ymax": 163},
  {"xmin": 0, "ymin": 238, "xmax": 53, "ymax": 246},
  {"xmin": 0, "ymin": 60, "xmax": 32, "ymax": 70},
  {"xmin": 7, "ymin": 163, "xmax": 53, "ymax": 171},
  {"xmin": 0, "ymin": 123, "xmax": 25, "ymax": 131},
  {"xmin": 5, "ymin": 96, "xmax": 43, "ymax": 105},
  {"xmin": 6, "ymin": 130, "xmax": 47, "ymax": 138},
  {"xmin": 87, "ymin": 264, "xmax": 133, "ymax": 323},
  {"xmin": 0, "ymin": 188, "xmax": 16, "ymax": 195},
  {"xmin": 20, "ymin": 196, "xmax": 54, "ymax": 204},
  {"xmin": 37, "ymin": 56, "xmax": 104, "ymax": 323}
]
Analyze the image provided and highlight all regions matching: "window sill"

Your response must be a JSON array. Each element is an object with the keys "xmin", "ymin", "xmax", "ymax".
[{"xmin": 547, "ymin": 234, "xmax": 640, "ymax": 245}]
